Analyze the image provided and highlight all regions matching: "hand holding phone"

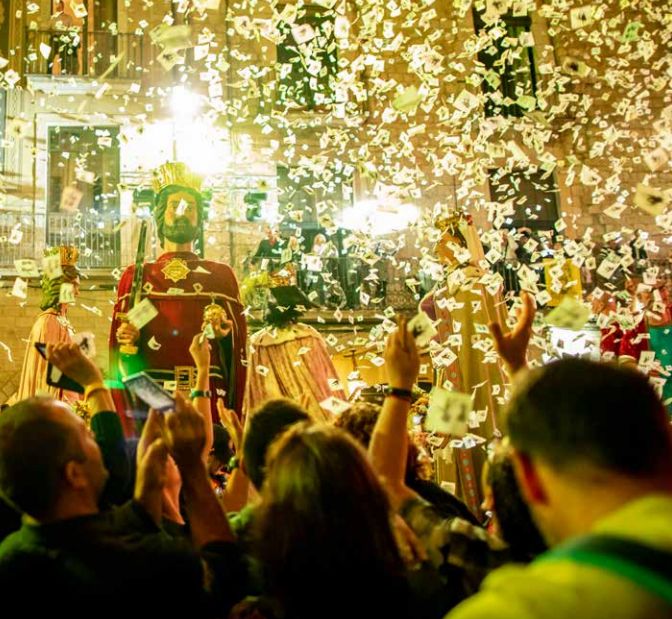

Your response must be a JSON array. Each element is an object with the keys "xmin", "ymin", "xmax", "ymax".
[
  {"xmin": 34, "ymin": 342, "xmax": 87, "ymax": 394},
  {"xmin": 123, "ymin": 372, "xmax": 176, "ymax": 412}
]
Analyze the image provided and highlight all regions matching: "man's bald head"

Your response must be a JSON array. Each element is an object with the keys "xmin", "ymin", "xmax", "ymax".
[{"xmin": 0, "ymin": 398, "xmax": 91, "ymax": 519}]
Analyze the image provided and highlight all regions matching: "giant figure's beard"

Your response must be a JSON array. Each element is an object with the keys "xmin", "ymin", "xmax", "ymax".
[{"xmin": 163, "ymin": 217, "xmax": 199, "ymax": 244}]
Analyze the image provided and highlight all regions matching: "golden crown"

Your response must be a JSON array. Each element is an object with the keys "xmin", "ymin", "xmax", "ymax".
[
  {"xmin": 151, "ymin": 162, "xmax": 203, "ymax": 194},
  {"xmin": 44, "ymin": 245, "xmax": 79, "ymax": 266},
  {"xmin": 434, "ymin": 210, "xmax": 469, "ymax": 233}
]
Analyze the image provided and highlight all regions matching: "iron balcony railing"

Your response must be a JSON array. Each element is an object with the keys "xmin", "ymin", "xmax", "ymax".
[
  {"xmin": 24, "ymin": 29, "xmax": 143, "ymax": 79},
  {"xmin": 0, "ymin": 210, "xmax": 121, "ymax": 270}
]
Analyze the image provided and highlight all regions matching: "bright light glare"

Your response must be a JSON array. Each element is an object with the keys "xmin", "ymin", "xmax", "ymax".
[
  {"xmin": 175, "ymin": 119, "xmax": 230, "ymax": 176},
  {"xmin": 339, "ymin": 200, "xmax": 419, "ymax": 235},
  {"xmin": 171, "ymin": 86, "xmax": 201, "ymax": 119}
]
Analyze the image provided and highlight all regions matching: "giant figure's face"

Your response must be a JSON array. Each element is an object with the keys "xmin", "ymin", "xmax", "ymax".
[{"xmin": 163, "ymin": 190, "xmax": 200, "ymax": 244}]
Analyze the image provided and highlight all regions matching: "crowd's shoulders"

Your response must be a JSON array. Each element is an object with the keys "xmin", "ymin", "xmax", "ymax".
[
  {"xmin": 590, "ymin": 493, "xmax": 672, "ymax": 549},
  {"xmin": 448, "ymin": 554, "xmax": 672, "ymax": 619}
]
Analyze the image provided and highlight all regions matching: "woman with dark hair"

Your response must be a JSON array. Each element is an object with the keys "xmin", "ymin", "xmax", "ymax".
[
  {"xmin": 241, "ymin": 423, "xmax": 410, "ymax": 619},
  {"xmin": 334, "ymin": 402, "xmax": 480, "ymax": 525},
  {"xmin": 14, "ymin": 246, "xmax": 80, "ymax": 403},
  {"xmin": 483, "ymin": 448, "xmax": 547, "ymax": 563}
]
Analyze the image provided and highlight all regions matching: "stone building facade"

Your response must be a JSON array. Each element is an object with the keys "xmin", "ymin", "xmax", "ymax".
[{"xmin": 0, "ymin": 0, "xmax": 669, "ymax": 400}]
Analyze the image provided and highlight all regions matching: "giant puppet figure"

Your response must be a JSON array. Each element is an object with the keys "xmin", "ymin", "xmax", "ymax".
[
  {"xmin": 420, "ymin": 212, "xmax": 509, "ymax": 518},
  {"xmin": 109, "ymin": 163, "xmax": 247, "ymax": 425},
  {"xmin": 14, "ymin": 246, "xmax": 80, "ymax": 403},
  {"xmin": 245, "ymin": 286, "xmax": 346, "ymax": 421}
]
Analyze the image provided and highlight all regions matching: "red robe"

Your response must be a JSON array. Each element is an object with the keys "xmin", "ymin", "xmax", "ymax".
[
  {"xmin": 109, "ymin": 251, "xmax": 247, "ymax": 431},
  {"xmin": 600, "ymin": 319, "xmax": 648, "ymax": 363}
]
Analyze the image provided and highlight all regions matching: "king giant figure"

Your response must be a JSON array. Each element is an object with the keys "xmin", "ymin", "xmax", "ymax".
[{"xmin": 109, "ymin": 163, "xmax": 247, "ymax": 428}]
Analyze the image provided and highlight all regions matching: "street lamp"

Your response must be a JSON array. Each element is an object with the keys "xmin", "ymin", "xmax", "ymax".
[{"xmin": 171, "ymin": 85, "xmax": 201, "ymax": 119}]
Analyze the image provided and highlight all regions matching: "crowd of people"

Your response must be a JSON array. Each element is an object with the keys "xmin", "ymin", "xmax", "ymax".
[
  {"xmin": 2, "ymin": 164, "xmax": 671, "ymax": 618},
  {"xmin": 1, "ymin": 287, "xmax": 671, "ymax": 618},
  {"xmin": 245, "ymin": 225, "xmax": 390, "ymax": 309}
]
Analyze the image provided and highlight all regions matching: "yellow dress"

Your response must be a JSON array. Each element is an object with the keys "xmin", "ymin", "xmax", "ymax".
[{"xmin": 421, "ymin": 220, "xmax": 509, "ymax": 517}]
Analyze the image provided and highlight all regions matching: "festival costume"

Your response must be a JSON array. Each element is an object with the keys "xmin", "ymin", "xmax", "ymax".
[
  {"xmin": 15, "ymin": 308, "xmax": 77, "ymax": 402},
  {"xmin": 245, "ymin": 323, "xmax": 344, "ymax": 421},
  {"xmin": 109, "ymin": 164, "xmax": 247, "ymax": 430},
  {"xmin": 420, "ymin": 215, "xmax": 508, "ymax": 519},
  {"xmin": 109, "ymin": 252, "xmax": 247, "ymax": 412},
  {"xmin": 14, "ymin": 246, "xmax": 80, "ymax": 403},
  {"xmin": 600, "ymin": 307, "xmax": 672, "ymax": 412}
]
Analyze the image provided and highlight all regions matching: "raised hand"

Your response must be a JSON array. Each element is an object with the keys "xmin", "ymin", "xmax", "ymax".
[
  {"xmin": 47, "ymin": 342, "xmax": 103, "ymax": 387},
  {"xmin": 116, "ymin": 321, "xmax": 140, "ymax": 346},
  {"xmin": 216, "ymin": 398, "xmax": 243, "ymax": 454},
  {"xmin": 163, "ymin": 392, "xmax": 207, "ymax": 473},
  {"xmin": 489, "ymin": 290, "xmax": 536, "ymax": 374},
  {"xmin": 384, "ymin": 316, "xmax": 420, "ymax": 391},
  {"xmin": 189, "ymin": 332, "xmax": 211, "ymax": 371},
  {"xmin": 134, "ymin": 409, "xmax": 169, "ymax": 525}
]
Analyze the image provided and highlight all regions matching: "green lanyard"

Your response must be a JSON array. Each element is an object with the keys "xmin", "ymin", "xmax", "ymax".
[{"xmin": 538, "ymin": 535, "xmax": 672, "ymax": 606}]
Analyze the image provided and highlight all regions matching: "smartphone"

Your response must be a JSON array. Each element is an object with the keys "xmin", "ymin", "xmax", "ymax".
[
  {"xmin": 34, "ymin": 342, "xmax": 47, "ymax": 359},
  {"xmin": 123, "ymin": 372, "xmax": 175, "ymax": 412},
  {"xmin": 33, "ymin": 342, "xmax": 85, "ymax": 394}
]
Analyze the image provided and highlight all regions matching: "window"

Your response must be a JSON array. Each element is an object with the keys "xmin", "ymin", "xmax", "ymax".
[
  {"xmin": 488, "ymin": 169, "xmax": 559, "ymax": 231},
  {"xmin": 473, "ymin": 7, "xmax": 538, "ymax": 117},
  {"xmin": 276, "ymin": 5, "xmax": 338, "ymax": 111},
  {"xmin": 48, "ymin": 125, "xmax": 120, "ymax": 213},
  {"xmin": 47, "ymin": 125, "xmax": 121, "ymax": 268}
]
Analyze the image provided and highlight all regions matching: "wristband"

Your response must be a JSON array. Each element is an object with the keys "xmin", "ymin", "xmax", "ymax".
[
  {"xmin": 385, "ymin": 387, "xmax": 413, "ymax": 403},
  {"xmin": 84, "ymin": 382, "xmax": 108, "ymax": 400},
  {"xmin": 190, "ymin": 389, "xmax": 212, "ymax": 399}
]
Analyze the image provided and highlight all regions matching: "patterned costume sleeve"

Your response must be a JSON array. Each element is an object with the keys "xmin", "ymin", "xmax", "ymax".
[{"xmin": 399, "ymin": 497, "xmax": 512, "ymax": 600}]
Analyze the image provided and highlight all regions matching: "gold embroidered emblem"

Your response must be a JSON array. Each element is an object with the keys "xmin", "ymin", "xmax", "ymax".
[{"xmin": 161, "ymin": 258, "xmax": 191, "ymax": 283}]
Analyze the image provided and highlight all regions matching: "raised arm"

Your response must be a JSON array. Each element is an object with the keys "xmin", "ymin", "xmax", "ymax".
[
  {"xmin": 164, "ymin": 393, "xmax": 235, "ymax": 548},
  {"xmin": 369, "ymin": 317, "xmax": 420, "ymax": 509},
  {"xmin": 189, "ymin": 333, "xmax": 214, "ymax": 458},
  {"xmin": 488, "ymin": 290, "xmax": 536, "ymax": 378},
  {"xmin": 217, "ymin": 399, "xmax": 249, "ymax": 513}
]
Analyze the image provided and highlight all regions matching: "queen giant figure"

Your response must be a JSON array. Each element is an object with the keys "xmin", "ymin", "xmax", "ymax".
[{"xmin": 420, "ymin": 212, "xmax": 509, "ymax": 518}]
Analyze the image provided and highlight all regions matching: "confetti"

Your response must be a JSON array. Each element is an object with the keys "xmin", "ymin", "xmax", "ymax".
[
  {"xmin": 147, "ymin": 336, "xmax": 162, "ymax": 351},
  {"xmin": 59, "ymin": 283, "xmax": 76, "ymax": 305},
  {"xmin": 14, "ymin": 259, "xmax": 40, "ymax": 278},
  {"xmin": 425, "ymin": 388, "xmax": 472, "ymax": 437},
  {"xmin": 392, "ymin": 86, "xmax": 423, "ymax": 113},
  {"xmin": 127, "ymin": 299, "xmax": 159, "ymax": 330},
  {"xmin": 634, "ymin": 185, "xmax": 669, "ymax": 216},
  {"xmin": 42, "ymin": 255, "xmax": 62, "ymax": 281},
  {"xmin": 545, "ymin": 297, "xmax": 591, "ymax": 331},
  {"xmin": 11, "ymin": 278, "xmax": 28, "ymax": 299},
  {"xmin": 319, "ymin": 396, "xmax": 351, "ymax": 415}
]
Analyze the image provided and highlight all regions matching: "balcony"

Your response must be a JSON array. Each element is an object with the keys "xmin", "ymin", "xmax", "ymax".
[
  {"xmin": 0, "ymin": 210, "xmax": 121, "ymax": 271},
  {"xmin": 24, "ymin": 29, "xmax": 143, "ymax": 81}
]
